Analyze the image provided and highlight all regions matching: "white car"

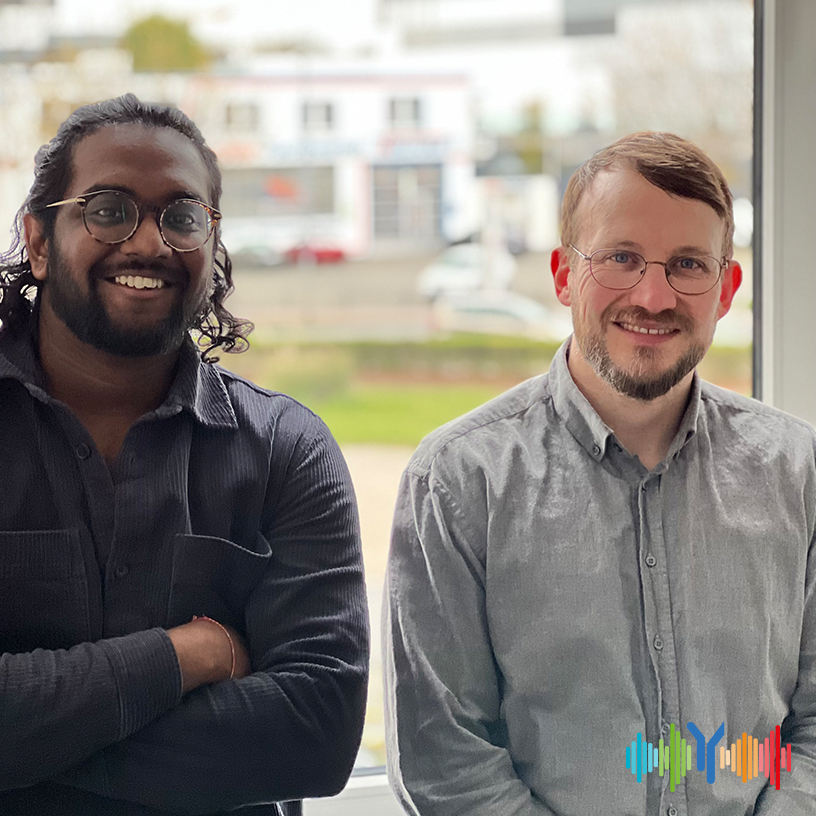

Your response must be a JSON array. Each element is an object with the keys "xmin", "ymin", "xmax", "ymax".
[
  {"xmin": 417, "ymin": 244, "xmax": 517, "ymax": 300},
  {"xmin": 432, "ymin": 290, "xmax": 573, "ymax": 342}
]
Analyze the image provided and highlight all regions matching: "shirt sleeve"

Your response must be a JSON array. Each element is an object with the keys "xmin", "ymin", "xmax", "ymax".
[
  {"xmin": 0, "ymin": 628, "xmax": 182, "ymax": 791},
  {"xmin": 55, "ymin": 411, "xmax": 369, "ymax": 814},
  {"xmin": 384, "ymin": 462, "xmax": 556, "ymax": 816},
  {"xmin": 753, "ymin": 521, "xmax": 816, "ymax": 815}
]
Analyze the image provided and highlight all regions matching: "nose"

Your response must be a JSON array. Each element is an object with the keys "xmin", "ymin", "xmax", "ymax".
[
  {"xmin": 628, "ymin": 261, "xmax": 678, "ymax": 313},
  {"xmin": 119, "ymin": 212, "xmax": 173, "ymax": 258}
]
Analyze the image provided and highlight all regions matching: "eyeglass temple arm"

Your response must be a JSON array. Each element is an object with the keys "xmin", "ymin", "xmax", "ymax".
[{"xmin": 45, "ymin": 197, "xmax": 85, "ymax": 209}]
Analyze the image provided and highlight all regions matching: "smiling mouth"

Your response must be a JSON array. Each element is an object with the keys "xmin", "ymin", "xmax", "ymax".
[
  {"xmin": 111, "ymin": 275, "xmax": 167, "ymax": 290},
  {"xmin": 618, "ymin": 321, "xmax": 678, "ymax": 336}
]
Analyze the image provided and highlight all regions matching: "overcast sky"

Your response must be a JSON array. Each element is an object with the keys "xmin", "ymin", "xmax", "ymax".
[{"xmin": 56, "ymin": 0, "xmax": 382, "ymax": 50}]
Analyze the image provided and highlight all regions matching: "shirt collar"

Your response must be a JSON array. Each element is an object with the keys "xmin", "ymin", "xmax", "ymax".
[
  {"xmin": 0, "ymin": 321, "xmax": 238, "ymax": 431},
  {"xmin": 0, "ymin": 318, "xmax": 47, "ymax": 392},
  {"xmin": 160, "ymin": 339, "xmax": 239, "ymax": 430},
  {"xmin": 549, "ymin": 335, "xmax": 701, "ymax": 465}
]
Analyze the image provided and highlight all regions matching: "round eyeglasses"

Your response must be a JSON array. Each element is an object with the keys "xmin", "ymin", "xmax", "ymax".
[
  {"xmin": 569, "ymin": 245, "xmax": 726, "ymax": 296},
  {"xmin": 45, "ymin": 189, "xmax": 222, "ymax": 253}
]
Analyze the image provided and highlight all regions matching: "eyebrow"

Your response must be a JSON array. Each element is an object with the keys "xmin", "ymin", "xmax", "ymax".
[
  {"xmin": 598, "ymin": 239, "xmax": 715, "ymax": 256},
  {"xmin": 78, "ymin": 184, "xmax": 208, "ymax": 203}
]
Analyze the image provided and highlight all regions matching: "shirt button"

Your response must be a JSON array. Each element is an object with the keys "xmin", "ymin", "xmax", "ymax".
[
  {"xmin": 661, "ymin": 724, "xmax": 670, "ymax": 736},
  {"xmin": 668, "ymin": 807, "xmax": 678, "ymax": 816},
  {"xmin": 645, "ymin": 554, "xmax": 657, "ymax": 568},
  {"xmin": 592, "ymin": 444, "xmax": 601, "ymax": 456},
  {"xmin": 654, "ymin": 635, "xmax": 664, "ymax": 651},
  {"xmin": 114, "ymin": 564, "xmax": 129, "ymax": 579},
  {"xmin": 75, "ymin": 443, "xmax": 91, "ymax": 460}
]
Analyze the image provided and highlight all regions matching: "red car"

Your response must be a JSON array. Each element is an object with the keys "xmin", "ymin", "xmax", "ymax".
[{"xmin": 284, "ymin": 244, "xmax": 347, "ymax": 264}]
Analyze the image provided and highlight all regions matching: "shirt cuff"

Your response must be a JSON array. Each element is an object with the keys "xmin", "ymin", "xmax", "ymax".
[{"xmin": 99, "ymin": 628, "xmax": 183, "ymax": 739}]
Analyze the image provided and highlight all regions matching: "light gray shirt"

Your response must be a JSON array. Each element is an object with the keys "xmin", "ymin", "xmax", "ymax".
[{"xmin": 384, "ymin": 339, "xmax": 816, "ymax": 816}]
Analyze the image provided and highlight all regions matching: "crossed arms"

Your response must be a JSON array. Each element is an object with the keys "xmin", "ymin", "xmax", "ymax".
[{"xmin": 0, "ymin": 417, "xmax": 369, "ymax": 814}]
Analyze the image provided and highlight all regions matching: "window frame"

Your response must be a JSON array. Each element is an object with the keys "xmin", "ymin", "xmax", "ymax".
[{"xmin": 753, "ymin": 0, "xmax": 816, "ymax": 426}]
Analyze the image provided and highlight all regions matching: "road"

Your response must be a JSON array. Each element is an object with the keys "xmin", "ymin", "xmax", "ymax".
[{"xmin": 226, "ymin": 251, "xmax": 563, "ymax": 342}]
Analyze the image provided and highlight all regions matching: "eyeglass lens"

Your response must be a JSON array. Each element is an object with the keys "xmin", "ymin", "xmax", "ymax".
[
  {"xmin": 589, "ymin": 249, "xmax": 720, "ymax": 294},
  {"xmin": 82, "ymin": 191, "xmax": 212, "ymax": 251}
]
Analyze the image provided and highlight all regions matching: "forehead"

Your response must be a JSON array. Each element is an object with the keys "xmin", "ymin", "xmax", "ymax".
[
  {"xmin": 576, "ymin": 166, "xmax": 725, "ymax": 253},
  {"xmin": 66, "ymin": 123, "xmax": 212, "ymax": 203}
]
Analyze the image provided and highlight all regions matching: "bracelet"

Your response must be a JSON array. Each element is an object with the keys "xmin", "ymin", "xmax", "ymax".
[{"xmin": 192, "ymin": 615, "xmax": 235, "ymax": 680}]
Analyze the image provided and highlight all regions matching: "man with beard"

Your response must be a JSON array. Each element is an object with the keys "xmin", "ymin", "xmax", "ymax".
[
  {"xmin": 0, "ymin": 95, "xmax": 368, "ymax": 816},
  {"xmin": 384, "ymin": 133, "xmax": 816, "ymax": 815}
]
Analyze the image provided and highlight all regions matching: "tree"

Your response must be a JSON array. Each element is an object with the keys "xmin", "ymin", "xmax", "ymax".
[{"xmin": 122, "ymin": 15, "xmax": 210, "ymax": 73}]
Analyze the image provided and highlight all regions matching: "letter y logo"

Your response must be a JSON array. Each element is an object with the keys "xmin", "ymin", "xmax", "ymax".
[{"xmin": 687, "ymin": 722, "xmax": 725, "ymax": 783}]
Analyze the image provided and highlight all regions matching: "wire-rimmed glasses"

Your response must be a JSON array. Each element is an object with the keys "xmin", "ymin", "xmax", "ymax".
[
  {"xmin": 45, "ymin": 189, "xmax": 221, "ymax": 253},
  {"xmin": 569, "ymin": 245, "xmax": 726, "ymax": 295}
]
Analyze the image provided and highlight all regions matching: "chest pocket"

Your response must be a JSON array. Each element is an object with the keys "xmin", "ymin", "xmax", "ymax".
[
  {"xmin": 166, "ymin": 533, "xmax": 273, "ymax": 631},
  {"xmin": 0, "ymin": 529, "xmax": 91, "ymax": 652}
]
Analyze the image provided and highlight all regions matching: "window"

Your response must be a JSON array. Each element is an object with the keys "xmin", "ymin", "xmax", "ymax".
[
  {"xmin": 389, "ymin": 96, "xmax": 422, "ymax": 128},
  {"xmin": 302, "ymin": 101, "xmax": 334, "ymax": 133},
  {"xmin": 224, "ymin": 102, "xmax": 260, "ymax": 132}
]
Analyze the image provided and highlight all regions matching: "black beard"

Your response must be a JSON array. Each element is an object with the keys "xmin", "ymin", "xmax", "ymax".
[{"xmin": 43, "ymin": 245, "xmax": 203, "ymax": 358}]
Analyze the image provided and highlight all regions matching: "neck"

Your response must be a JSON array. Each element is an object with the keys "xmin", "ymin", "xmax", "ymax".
[
  {"xmin": 37, "ymin": 307, "xmax": 179, "ymax": 439},
  {"xmin": 567, "ymin": 340, "xmax": 693, "ymax": 471}
]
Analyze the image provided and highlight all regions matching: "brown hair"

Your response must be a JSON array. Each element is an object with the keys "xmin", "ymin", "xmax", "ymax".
[{"xmin": 561, "ymin": 131, "xmax": 734, "ymax": 258}]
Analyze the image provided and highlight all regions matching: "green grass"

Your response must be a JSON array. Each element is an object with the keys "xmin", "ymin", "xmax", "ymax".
[
  {"xmin": 221, "ymin": 336, "xmax": 752, "ymax": 446},
  {"xmin": 306, "ymin": 382, "xmax": 511, "ymax": 446}
]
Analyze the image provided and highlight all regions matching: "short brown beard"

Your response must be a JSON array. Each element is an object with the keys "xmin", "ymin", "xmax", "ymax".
[{"xmin": 577, "ymin": 305, "xmax": 705, "ymax": 401}]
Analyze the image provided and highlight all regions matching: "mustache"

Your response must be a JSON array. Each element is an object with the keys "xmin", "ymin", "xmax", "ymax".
[{"xmin": 604, "ymin": 305, "xmax": 694, "ymax": 331}]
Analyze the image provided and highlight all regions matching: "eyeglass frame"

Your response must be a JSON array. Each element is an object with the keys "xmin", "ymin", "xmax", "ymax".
[
  {"xmin": 568, "ymin": 244, "xmax": 728, "ymax": 296},
  {"xmin": 44, "ymin": 189, "xmax": 222, "ymax": 253}
]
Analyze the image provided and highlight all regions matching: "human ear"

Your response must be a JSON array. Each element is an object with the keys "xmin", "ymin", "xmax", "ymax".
[
  {"xmin": 23, "ymin": 213, "xmax": 49, "ymax": 282},
  {"xmin": 716, "ymin": 260, "xmax": 743, "ymax": 319},
  {"xmin": 551, "ymin": 246, "xmax": 573, "ymax": 307}
]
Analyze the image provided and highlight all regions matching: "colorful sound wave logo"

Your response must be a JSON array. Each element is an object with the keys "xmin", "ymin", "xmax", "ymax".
[{"xmin": 625, "ymin": 723, "xmax": 792, "ymax": 791}]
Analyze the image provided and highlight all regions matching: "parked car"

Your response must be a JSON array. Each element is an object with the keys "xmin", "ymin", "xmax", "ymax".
[
  {"xmin": 432, "ymin": 290, "xmax": 573, "ymax": 341},
  {"xmin": 417, "ymin": 243, "xmax": 517, "ymax": 300},
  {"xmin": 230, "ymin": 244, "xmax": 285, "ymax": 268},
  {"xmin": 284, "ymin": 244, "xmax": 347, "ymax": 264}
]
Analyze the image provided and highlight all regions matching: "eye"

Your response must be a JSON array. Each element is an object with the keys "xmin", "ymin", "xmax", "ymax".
[
  {"xmin": 669, "ymin": 256, "xmax": 717, "ymax": 278},
  {"xmin": 85, "ymin": 195, "xmax": 130, "ymax": 225},
  {"xmin": 162, "ymin": 202, "xmax": 207, "ymax": 234},
  {"xmin": 677, "ymin": 256, "xmax": 704, "ymax": 270},
  {"xmin": 593, "ymin": 249, "xmax": 642, "ymax": 270}
]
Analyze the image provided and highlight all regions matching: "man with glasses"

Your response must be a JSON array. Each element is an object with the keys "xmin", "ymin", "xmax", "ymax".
[
  {"xmin": 385, "ymin": 132, "xmax": 816, "ymax": 814},
  {"xmin": 0, "ymin": 95, "xmax": 368, "ymax": 815}
]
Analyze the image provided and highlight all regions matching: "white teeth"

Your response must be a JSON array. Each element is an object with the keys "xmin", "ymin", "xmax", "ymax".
[
  {"xmin": 620, "ymin": 322, "xmax": 674, "ymax": 336},
  {"xmin": 113, "ymin": 275, "xmax": 165, "ymax": 289}
]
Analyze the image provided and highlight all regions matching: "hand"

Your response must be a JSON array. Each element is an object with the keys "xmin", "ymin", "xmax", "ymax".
[{"xmin": 167, "ymin": 618, "xmax": 251, "ymax": 693}]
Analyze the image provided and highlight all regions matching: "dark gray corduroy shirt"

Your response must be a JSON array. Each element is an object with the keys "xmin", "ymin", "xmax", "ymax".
[
  {"xmin": 385, "ymin": 339, "xmax": 816, "ymax": 816},
  {"xmin": 0, "ymin": 321, "xmax": 369, "ymax": 815}
]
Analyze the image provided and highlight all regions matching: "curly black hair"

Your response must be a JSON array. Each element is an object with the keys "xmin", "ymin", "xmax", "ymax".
[{"xmin": 0, "ymin": 93, "xmax": 253, "ymax": 361}]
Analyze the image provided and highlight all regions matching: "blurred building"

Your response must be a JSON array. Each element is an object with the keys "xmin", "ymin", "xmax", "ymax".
[
  {"xmin": 0, "ymin": 0, "xmax": 752, "ymax": 258},
  {"xmin": 0, "ymin": 44, "xmax": 476, "ymax": 257},
  {"xmin": 188, "ymin": 61, "xmax": 475, "ymax": 257}
]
